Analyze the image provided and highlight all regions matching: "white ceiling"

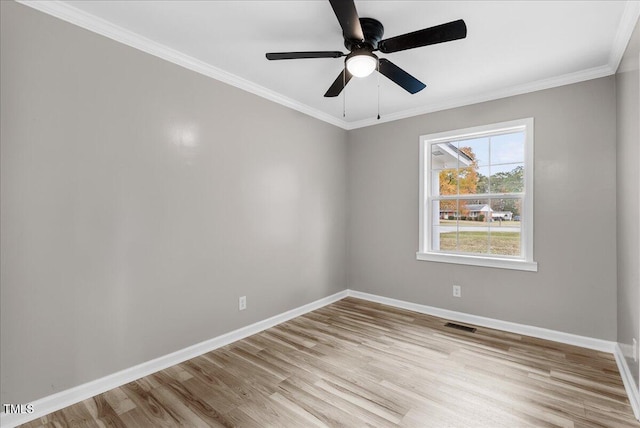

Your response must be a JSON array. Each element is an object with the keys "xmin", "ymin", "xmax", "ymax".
[{"xmin": 20, "ymin": 1, "xmax": 640, "ymax": 129}]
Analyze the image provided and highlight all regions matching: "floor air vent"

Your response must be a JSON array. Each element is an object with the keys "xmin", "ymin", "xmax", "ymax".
[{"xmin": 445, "ymin": 322, "xmax": 477, "ymax": 333}]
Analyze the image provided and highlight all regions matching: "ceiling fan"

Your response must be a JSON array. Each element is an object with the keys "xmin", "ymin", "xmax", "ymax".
[{"xmin": 265, "ymin": 0, "xmax": 467, "ymax": 97}]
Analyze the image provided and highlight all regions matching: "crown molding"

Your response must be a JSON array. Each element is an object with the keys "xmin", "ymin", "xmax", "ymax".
[
  {"xmin": 16, "ymin": 0, "xmax": 351, "ymax": 130},
  {"xmin": 610, "ymin": 0, "xmax": 640, "ymax": 72},
  {"xmin": 347, "ymin": 0, "xmax": 640, "ymax": 130},
  {"xmin": 17, "ymin": 0, "xmax": 638, "ymax": 132},
  {"xmin": 345, "ymin": 63, "xmax": 615, "ymax": 129}
]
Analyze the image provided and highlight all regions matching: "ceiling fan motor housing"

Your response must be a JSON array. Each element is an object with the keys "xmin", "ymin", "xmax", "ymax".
[{"xmin": 344, "ymin": 17, "xmax": 384, "ymax": 51}]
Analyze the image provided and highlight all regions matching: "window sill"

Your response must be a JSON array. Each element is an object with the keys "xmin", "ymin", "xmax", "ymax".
[{"xmin": 416, "ymin": 252, "xmax": 538, "ymax": 272}]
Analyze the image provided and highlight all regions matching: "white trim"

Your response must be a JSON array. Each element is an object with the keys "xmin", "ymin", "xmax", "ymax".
[
  {"xmin": 0, "ymin": 290, "xmax": 348, "ymax": 428},
  {"xmin": 1, "ymin": 289, "xmax": 631, "ymax": 427},
  {"xmin": 416, "ymin": 252, "xmax": 538, "ymax": 272},
  {"xmin": 425, "ymin": 121, "xmax": 528, "ymax": 143},
  {"xmin": 614, "ymin": 343, "xmax": 640, "ymax": 421},
  {"xmin": 15, "ymin": 0, "xmax": 348, "ymax": 130},
  {"xmin": 418, "ymin": 118, "xmax": 536, "ymax": 271},
  {"xmin": 418, "ymin": 139, "xmax": 427, "ymax": 254},
  {"xmin": 347, "ymin": 290, "xmax": 616, "ymax": 353},
  {"xmin": 15, "ymin": 1, "xmax": 637, "ymax": 131},
  {"xmin": 344, "ymin": 65, "xmax": 614, "ymax": 130},
  {"xmin": 610, "ymin": 1, "xmax": 640, "ymax": 73}
]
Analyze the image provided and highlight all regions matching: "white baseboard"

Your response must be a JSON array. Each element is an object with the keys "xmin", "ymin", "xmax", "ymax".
[
  {"xmin": 614, "ymin": 343, "xmax": 640, "ymax": 421},
  {"xmin": 350, "ymin": 290, "xmax": 640, "ymax": 421},
  {"xmin": 0, "ymin": 290, "xmax": 348, "ymax": 428},
  {"xmin": 2, "ymin": 289, "xmax": 632, "ymax": 427},
  {"xmin": 346, "ymin": 290, "xmax": 616, "ymax": 353}
]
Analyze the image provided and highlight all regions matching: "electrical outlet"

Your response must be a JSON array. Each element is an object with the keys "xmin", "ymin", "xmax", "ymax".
[
  {"xmin": 633, "ymin": 338, "xmax": 637, "ymax": 363},
  {"xmin": 453, "ymin": 285, "xmax": 461, "ymax": 298},
  {"xmin": 239, "ymin": 296, "xmax": 247, "ymax": 311}
]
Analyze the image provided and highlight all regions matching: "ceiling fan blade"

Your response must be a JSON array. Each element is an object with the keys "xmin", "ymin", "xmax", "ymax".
[
  {"xmin": 378, "ymin": 19, "xmax": 467, "ymax": 54},
  {"xmin": 328, "ymin": 0, "xmax": 364, "ymax": 42},
  {"xmin": 324, "ymin": 69, "xmax": 353, "ymax": 97},
  {"xmin": 378, "ymin": 58, "xmax": 425, "ymax": 94},
  {"xmin": 266, "ymin": 51, "xmax": 345, "ymax": 60}
]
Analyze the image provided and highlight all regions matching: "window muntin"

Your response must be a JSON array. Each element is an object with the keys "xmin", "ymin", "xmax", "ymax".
[{"xmin": 418, "ymin": 119, "xmax": 536, "ymax": 271}]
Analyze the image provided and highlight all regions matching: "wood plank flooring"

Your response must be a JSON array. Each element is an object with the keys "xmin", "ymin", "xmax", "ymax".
[{"xmin": 21, "ymin": 297, "xmax": 640, "ymax": 427}]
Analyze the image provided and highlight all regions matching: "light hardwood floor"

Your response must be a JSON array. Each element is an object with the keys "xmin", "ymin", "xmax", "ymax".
[{"xmin": 21, "ymin": 297, "xmax": 640, "ymax": 427}]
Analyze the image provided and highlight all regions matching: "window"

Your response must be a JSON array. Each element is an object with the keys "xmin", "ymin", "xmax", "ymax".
[{"xmin": 418, "ymin": 118, "xmax": 537, "ymax": 271}]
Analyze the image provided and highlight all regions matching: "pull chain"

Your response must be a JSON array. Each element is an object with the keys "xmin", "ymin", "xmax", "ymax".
[
  {"xmin": 342, "ymin": 67, "xmax": 346, "ymax": 118},
  {"xmin": 376, "ymin": 60, "xmax": 381, "ymax": 120}
]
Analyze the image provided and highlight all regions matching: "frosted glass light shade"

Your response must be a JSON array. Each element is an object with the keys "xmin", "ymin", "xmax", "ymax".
[{"xmin": 346, "ymin": 54, "xmax": 377, "ymax": 77}]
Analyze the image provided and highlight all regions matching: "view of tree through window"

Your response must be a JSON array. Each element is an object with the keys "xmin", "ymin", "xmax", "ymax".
[{"xmin": 429, "ymin": 131, "xmax": 526, "ymax": 257}]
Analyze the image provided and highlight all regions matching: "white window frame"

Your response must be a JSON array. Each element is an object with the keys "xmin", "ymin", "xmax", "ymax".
[{"xmin": 417, "ymin": 118, "xmax": 537, "ymax": 272}]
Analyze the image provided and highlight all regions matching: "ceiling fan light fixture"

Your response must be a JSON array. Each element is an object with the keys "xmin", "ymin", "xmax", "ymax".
[
  {"xmin": 265, "ymin": 0, "xmax": 467, "ymax": 97},
  {"xmin": 346, "ymin": 51, "xmax": 377, "ymax": 78}
]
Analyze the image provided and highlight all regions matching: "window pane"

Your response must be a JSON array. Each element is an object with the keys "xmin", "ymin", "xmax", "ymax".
[
  {"xmin": 431, "ymin": 142, "xmax": 457, "ymax": 171},
  {"xmin": 476, "ymin": 166, "xmax": 490, "ymax": 194},
  {"xmin": 489, "ymin": 163, "xmax": 524, "ymax": 193},
  {"xmin": 430, "ymin": 169, "xmax": 441, "ymax": 196},
  {"xmin": 457, "ymin": 142, "xmax": 482, "ymax": 195},
  {"xmin": 432, "ymin": 200, "xmax": 457, "ymax": 251},
  {"xmin": 438, "ymin": 168, "xmax": 458, "ymax": 196},
  {"xmin": 437, "ymin": 199, "xmax": 458, "ymax": 221},
  {"xmin": 488, "ymin": 198, "xmax": 522, "ymax": 257},
  {"xmin": 460, "ymin": 137, "xmax": 489, "ymax": 166},
  {"xmin": 457, "ymin": 199, "xmax": 490, "ymax": 254},
  {"xmin": 458, "ymin": 165, "xmax": 481, "ymax": 195},
  {"xmin": 490, "ymin": 132, "xmax": 524, "ymax": 164},
  {"xmin": 438, "ymin": 228, "xmax": 458, "ymax": 252},
  {"xmin": 433, "ymin": 197, "xmax": 524, "ymax": 257}
]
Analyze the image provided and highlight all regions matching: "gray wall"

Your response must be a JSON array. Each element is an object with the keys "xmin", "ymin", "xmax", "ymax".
[
  {"xmin": 616, "ymin": 16, "xmax": 640, "ymax": 391},
  {"xmin": 347, "ymin": 77, "xmax": 618, "ymax": 340},
  {"xmin": 0, "ymin": 0, "xmax": 629, "ymax": 409},
  {"xmin": 1, "ymin": 2, "xmax": 347, "ymax": 404}
]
